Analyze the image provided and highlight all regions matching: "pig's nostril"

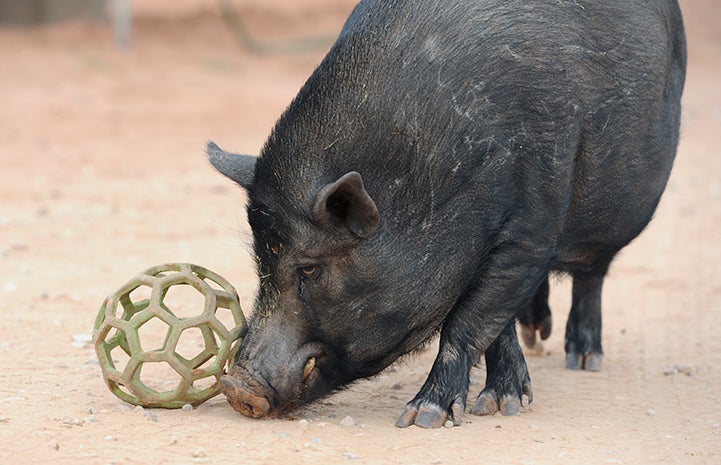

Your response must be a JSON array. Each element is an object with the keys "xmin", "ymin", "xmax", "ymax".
[
  {"xmin": 243, "ymin": 402, "xmax": 256, "ymax": 415},
  {"xmin": 302, "ymin": 357, "xmax": 316, "ymax": 384}
]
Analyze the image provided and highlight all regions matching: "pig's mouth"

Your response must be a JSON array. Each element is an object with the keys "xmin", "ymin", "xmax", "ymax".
[{"xmin": 220, "ymin": 342, "xmax": 328, "ymax": 418}]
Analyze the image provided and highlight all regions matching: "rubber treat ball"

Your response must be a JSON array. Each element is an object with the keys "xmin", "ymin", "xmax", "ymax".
[{"xmin": 92, "ymin": 263, "xmax": 247, "ymax": 408}]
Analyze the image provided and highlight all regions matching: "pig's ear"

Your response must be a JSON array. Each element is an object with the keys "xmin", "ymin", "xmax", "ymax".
[
  {"xmin": 207, "ymin": 141, "xmax": 256, "ymax": 190},
  {"xmin": 313, "ymin": 172, "xmax": 380, "ymax": 239}
]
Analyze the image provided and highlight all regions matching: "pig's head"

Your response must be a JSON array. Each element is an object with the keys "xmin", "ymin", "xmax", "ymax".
[{"xmin": 208, "ymin": 141, "xmax": 434, "ymax": 418}]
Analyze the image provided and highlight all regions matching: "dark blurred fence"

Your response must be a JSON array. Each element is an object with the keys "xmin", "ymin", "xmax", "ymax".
[{"xmin": 0, "ymin": 0, "xmax": 105, "ymax": 25}]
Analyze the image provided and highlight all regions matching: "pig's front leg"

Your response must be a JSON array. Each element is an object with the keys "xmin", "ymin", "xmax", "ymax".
[{"xmin": 395, "ymin": 253, "xmax": 545, "ymax": 428}]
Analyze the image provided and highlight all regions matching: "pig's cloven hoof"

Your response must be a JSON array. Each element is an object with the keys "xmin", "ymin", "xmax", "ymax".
[
  {"xmin": 520, "ymin": 315, "xmax": 552, "ymax": 350},
  {"xmin": 470, "ymin": 380, "xmax": 532, "ymax": 416},
  {"xmin": 471, "ymin": 392, "xmax": 519, "ymax": 416},
  {"xmin": 565, "ymin": 352, "xmax": 603, "ymax": 371},
  {"xmin": 395, "ymin": 400, "xmax": 464, "ymax": 429}
]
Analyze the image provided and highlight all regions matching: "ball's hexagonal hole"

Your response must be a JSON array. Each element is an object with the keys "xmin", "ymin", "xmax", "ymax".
[
  {"xmin": 214, "ymin": 306, "xmax": 240, "ymax": 333},
  {"xmin": 109, "ymin": 340, "xmax": 131, "ymax": 373},
  {"xmin": 114, "ymin": 380, "xmax": 135, "ymax": 398},
  {"xmin": 195, "ymin": 353, "xmax": 219, "ymax": 373},
  {"xmin": 192, "ymin": 375, "xmax": 217, "ymax": 392},
  {"xmin": 129, "ymin": 284, "xmax": 153, "ymax": 306},
  {"xmin": 105, "ymin": 378, "xmax": 139, "ymax": 406},
  {"xmin": 199, "ymin": 274, "xmax": 225, "ymax": 292},
  {"xmin": 117, "ymin": 293, "xmax": 150, "ymax": 323},
  {"xmin": 162, "ymin": 284, "xmax": 206, "ymax": 319},
  {"xmin": 137, "ymin": 361, "xmax": 183, "ymax": 393},
  {"xmin": 99, "ymin": 296, "xmax": 123, "ymax": 321},
  {"xmin": 175, "ymin": 326, "xmax": 215, "ymax": 364},
  {"xmin": 102, "ymin": 325, "xmax": 128, "ymax": 348},
  {"xmin": 137, "ymin": 316, "xmax": 171, "ymax": 353}
]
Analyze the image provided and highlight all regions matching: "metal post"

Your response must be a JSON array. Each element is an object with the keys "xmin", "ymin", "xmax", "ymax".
[{"xmin": 111, "ymin": 0, "xmax": 131, "ymax": 49}]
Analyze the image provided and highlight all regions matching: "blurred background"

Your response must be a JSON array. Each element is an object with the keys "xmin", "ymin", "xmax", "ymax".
[
  {"xmin": 0, "ymin": 0, "xmax": 105, "ymax": 25},
  {"xmin": 0, "ymin": 0, "xmax": 358, "ymax": 50}
]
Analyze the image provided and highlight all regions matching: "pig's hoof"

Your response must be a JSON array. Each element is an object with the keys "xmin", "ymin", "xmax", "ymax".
[
  {"xmin": 395, "ymin": 400, "xmax": 464, "ymax": 429},
  {"xmin": 470, "ymin": 381, "xmax": 532, "ymax": 416},
  {"xmin": 471, "ymin": 393, "xmax": 519, "ymax": 416},
  {"xmin": 520, "ymin": 315, "xmax": 552, "ymax": 349},
  {"xmin": 565, "ymin": 352, "xmax": 603, "ymax": 371}
]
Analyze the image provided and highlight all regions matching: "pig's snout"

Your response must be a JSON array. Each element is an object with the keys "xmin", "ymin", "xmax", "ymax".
[
  {"xmin": 220, "ymin": 374, "xmax": 271, "ymax": 418},
  {"xmin": 220, "ymin": 341, "xmax": 328, "ymax": 418}
]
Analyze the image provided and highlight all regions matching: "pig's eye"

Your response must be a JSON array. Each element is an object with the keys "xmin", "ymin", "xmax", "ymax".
[{"xmin": 298, "ymin": 265, "xmax": 320, "ymax": 280}]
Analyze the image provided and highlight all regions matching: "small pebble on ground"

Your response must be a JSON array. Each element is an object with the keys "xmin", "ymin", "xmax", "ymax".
[{"xmin": 339, "ymin": 415, "xmax": 356, "ymax": 426}]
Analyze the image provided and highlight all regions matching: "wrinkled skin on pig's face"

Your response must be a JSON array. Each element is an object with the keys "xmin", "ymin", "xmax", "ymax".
[{"xmin": 219, "ymin": 171, "xmax": 441, "ymax": 417}]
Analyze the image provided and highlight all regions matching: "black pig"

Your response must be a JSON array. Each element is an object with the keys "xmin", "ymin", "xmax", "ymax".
[{"xmin": 209, "ymin": 0, "xmax": 686, "ymax": 428}]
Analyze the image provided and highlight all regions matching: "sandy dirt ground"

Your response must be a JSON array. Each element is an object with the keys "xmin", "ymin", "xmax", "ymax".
[{"xmin": 0, "ymin": 1, "xmax": 719, "ymax": 464}]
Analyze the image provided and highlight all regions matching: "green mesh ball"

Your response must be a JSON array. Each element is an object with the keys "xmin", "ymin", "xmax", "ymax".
[{"xmin": 92, "ymin": 263, "xmax": 246, "ymax": 408}]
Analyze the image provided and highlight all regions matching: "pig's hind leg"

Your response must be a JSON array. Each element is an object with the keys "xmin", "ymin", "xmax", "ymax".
[
  {"xmin": 564, "ymin": 269, "xmax": 606, "ymax": 371},
  {"xmin": 518, "ymin": 276, "xmax": 553, "ymax": 351}
]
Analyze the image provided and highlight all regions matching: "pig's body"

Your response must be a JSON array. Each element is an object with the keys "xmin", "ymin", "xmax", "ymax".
[{"xmin": 210, "ymin": 0, "xmax": 686, "ymax": 428}]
